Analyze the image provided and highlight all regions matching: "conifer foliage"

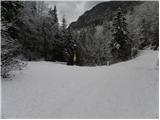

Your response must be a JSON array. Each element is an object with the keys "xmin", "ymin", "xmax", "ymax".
[
  {"xmin": 110, "ymin": 8, "xmax": 131, "ymax": 61},
  {"xmin": 1, "ymin": 1, "xmax": 24, "ymax": 78}
]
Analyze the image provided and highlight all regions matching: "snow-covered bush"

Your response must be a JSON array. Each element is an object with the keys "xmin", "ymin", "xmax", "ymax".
[{"xmin": 1, "ymin": 1, "xmax": 24, "ymax": 78}]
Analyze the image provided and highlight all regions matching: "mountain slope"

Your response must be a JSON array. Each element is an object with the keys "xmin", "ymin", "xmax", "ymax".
[
  {"xmin": 69, "ymin": 1, "xmax": 143, "ymax": 30},
  {"xmin": 2, "ymin": 50, "xmax": 158, "ymax": 118}
]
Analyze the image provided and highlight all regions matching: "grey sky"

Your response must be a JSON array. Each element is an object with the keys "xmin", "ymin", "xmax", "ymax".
[{"xmin": 46, "ymin": 1, "xmax": 102, "ymax": 26}]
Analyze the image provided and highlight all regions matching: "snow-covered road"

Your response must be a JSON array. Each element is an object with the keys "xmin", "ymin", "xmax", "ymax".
[{"xmin": 2, "ymin": 50, "xmax": 158, "ymax": 118}]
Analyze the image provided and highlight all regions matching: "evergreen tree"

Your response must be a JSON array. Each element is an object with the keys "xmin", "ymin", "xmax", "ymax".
[
  {"xmin": 65, "ymin": 28, "xmax": 75, "ymax": 65},
  {"xmin": 16, "ymin": 1, "xmax": 45, "ymax": 60},
  {"xmin": 49, "ymin": 6, "xmax": 58, "ymax": 26},
  {"xmin": 30, "ymin": 1, "xmax": 37, "ymax": 16},
  {"xmin": 59, "ymin": 16, "xmax": 68, "ymax": 62},
  {"xmin": 1, "ymin": 1, "xmax": 23, "ymax": 22},
  {"xmin": 138, "ymin": 18, "xmax": 150, "ymax": 49},
  {"xmin": 53, "ymin": 6, "xmax": 58, "ymax": 24},
  {"xmin": 47, "ymin": 6, "xmax": 63, "ymax": 61},
  {"xmin": 151, "ymin": 24, "xmax": 159, "ymax": 50},
  {"xmin": 61, "ymin": 16, "xmax": 67, "ymax": 30},
  {"xmin": 110, "ymin": 7, "xmax": 131, "ymax": 61}
]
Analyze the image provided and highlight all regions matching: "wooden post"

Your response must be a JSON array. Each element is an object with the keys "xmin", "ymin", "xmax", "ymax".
[
  {"xmin": 73, "ymin": 44, "xmax": 77, "ymax": 65},
  {"xmin": 131, "ymin": 48, "xmax": 133, "ymax": 59},
  {"xmin": 107, "ymin": 61, "xmax": 110, "ymax": 66},
  {"xmin": 73, "ymin": 51, "xmax": 76, "ymax": 63}
]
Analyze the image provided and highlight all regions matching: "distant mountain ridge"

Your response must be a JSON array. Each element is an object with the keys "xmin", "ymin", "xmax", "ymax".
[{"xmin": 69, "ymin": 1, "xmax": 143, "ymax": 30}]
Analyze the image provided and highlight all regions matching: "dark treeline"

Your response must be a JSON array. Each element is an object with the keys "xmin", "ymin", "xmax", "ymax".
[{"xmin": 1, "ymin": 1, "xmax": 159, "ymax": 78}]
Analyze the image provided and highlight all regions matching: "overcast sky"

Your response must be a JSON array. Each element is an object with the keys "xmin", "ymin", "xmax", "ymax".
[{"xmin": 46, "ymin": 1, "xmax": 102, "ymax": 26}]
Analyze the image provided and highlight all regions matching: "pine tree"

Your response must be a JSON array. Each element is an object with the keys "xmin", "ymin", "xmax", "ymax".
[
  {"xmin": 65, "ymin": 28, "xmax": 75, "ymax": 65},
  {"xmin": 151, "ymin": 25, "xmax": 159, "ymax": 50},
  {"xmin": 48, "ymin": 5, "xmax": 59, "ymax": 28},
  {"xmin": 30, "ymin": 1, "xmax": 37, "ymax": 16},
  {"xmin": 61, "ymin": 16, "xmax": 67, "ymax": 30},
  {"xmin": 138, "ymin": 18, "xmax": 150, "ymax": 49},
  {"xmin": 110, "ymin": 7, "xmax": 131, "ymax": 61},
  {"xmin": 47, "ymin": 6, "xmax": 62, "ymax": 61},
  {"xmin": 53, "ymin": 6, "xmax": 58, "ymax": 24}
]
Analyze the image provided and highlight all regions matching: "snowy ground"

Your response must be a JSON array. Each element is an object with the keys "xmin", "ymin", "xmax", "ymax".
[{"xmin": 2, "ymin": 50, "xmax": 159, "ymax": 118}]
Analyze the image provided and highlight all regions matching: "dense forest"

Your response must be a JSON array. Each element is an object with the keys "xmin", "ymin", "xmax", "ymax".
[{"xmin": 1, "ymin": 1, "xmax": 159, "ymax": 78}]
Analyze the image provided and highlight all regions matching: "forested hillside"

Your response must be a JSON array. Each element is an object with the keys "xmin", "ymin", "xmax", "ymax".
[
  {"xmin": 69, "ymin": 1, "xmax": 143, "ymax": 29},
  {"xmin": 69, "ymin": 1, "xmax": 158, "ymax": 65}
]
